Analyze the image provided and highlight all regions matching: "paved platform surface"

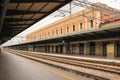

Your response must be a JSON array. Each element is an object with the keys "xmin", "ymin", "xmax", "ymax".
[
  {"xmin": 0, "ymin": 50, "xmax": 94, "ymax": 80},
  {"xmin": 28, "ymin": 51, "xmax": 120, "ymax": 64}
]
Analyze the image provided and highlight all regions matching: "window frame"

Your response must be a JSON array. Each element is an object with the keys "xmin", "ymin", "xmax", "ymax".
[
  {"xmin": 56, "ymin": 30, "xmax": 58, "ymax": 36},
  {"xmin": 61, "ymin": 28, "xmax": 62, "ymax": 34},
  {"xmin": 73, "ymin": 24, "xmax": 75, "ymax": 32},
  {"xmin": 80, "ymin": 22, "xmax": 83, "ymax": 30},
  {"xmin": 66, "ymin": 26, "xmax": 69, "ymax": 33},
  {"xmin": 90, "ymin": 19, "xmax": 94, "ymax": 28},
  {"xmin": 52, "ymin": 31, "xmax": 54, "ymax": 36}
]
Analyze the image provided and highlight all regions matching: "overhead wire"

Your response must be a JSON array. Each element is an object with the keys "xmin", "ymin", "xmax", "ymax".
[{"xmin": 38, "ymin": 0, "xmax": 120, "ymax": 31}]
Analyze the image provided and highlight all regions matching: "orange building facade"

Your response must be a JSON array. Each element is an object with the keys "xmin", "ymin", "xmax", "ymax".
[{"xmin": 25, "ymin": 3, "xmax": 120, "ymax": 58}]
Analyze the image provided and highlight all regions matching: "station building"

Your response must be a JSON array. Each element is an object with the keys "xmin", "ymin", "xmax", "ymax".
[{"xmin": 12, "ymin": 3, "xmax": 120, "ymax": 58}]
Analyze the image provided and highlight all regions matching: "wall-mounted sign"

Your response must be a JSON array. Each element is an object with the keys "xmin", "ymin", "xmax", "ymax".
[{"xmin": 107, "ymin": 44, "xmax": 114, "ymax": 54}]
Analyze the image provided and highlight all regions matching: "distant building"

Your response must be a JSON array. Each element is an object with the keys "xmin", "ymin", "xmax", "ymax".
[
  {"xmin": 26, "ymin": 3, "xmax": 120, "ymax": 42},
  {"xmin": 14, "ymin": 3, "xmax": 120, "ymax": 58}
]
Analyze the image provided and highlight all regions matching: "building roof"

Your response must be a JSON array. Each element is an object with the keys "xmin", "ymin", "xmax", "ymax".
[{"xmin": 0, "ymin": 0, "xmax": 72, "ymax": 44}]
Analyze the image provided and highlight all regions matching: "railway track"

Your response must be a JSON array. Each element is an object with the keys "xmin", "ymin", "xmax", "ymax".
[
  {"xmin": 21, "ymin": 52, "xmax": 120, "ymax": 74},
  {"xmin": 6, "ymin": 49, "xmax": 120, "ymax": 80}
]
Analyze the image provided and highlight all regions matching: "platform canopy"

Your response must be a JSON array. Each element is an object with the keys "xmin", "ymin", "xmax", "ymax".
[{"xmin": 0, "ymin": 0, "xmax": 72, "ymax": 44}]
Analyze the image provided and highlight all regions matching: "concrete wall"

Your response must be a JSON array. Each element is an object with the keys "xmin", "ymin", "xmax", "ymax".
[{"xmin": 26, "ymin": 8, "xmax": 103, "ymax": 42}]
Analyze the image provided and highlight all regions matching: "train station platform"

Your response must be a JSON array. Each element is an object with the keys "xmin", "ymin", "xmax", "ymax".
[
  {"xmin": 0, "ymin": 50, "xmax": 96, "ymax": 80},
  {"xmin": 2, "ymin": 49, "xmax": 120, "ymax": 80}
]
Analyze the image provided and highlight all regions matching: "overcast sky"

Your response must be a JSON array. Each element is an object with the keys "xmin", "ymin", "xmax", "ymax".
[{"xmin": 1, "ymin": 0, "xmax": 120, "ymax": 46}]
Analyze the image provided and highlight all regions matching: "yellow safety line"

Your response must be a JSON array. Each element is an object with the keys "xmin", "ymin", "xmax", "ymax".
[{"xmin": 26, "ymin": 58, "xmax": 76, "ymax": 80}]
